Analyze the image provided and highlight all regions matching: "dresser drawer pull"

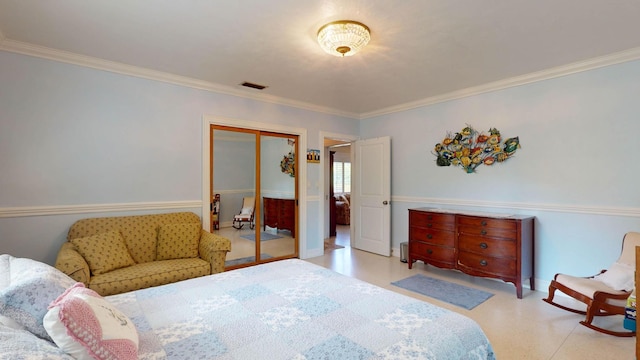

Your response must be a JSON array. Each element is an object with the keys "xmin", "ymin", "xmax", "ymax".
[
  {"xmin": 480, "ymin": 230, "xmax": 487, "ymax": 235},
  {"xmin": 479, "ymin": 242, "xmax": 488, "ymax": 249},
  {"xmin": 426, "ymin": 234, "xmax": 433, "ymax": 239},
  {"xmin": 426, "ymin": 249, "xmax": 433, "ymax": 255},
  {"xmin": 427, "ymin": 215, "xmax": 433, "ymax": 220},
  {"xmin": 481, "ymin": 221, "xmax": 487, "ymax": 226},
  {"xmin": 480, "ymin": 259, "xmax": 488, "ymax": 266},
  {"xmin": 427, "ymin": 224, "xmax": 432, "ymax": 228}
]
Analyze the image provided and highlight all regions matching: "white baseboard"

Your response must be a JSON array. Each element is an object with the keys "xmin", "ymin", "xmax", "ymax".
[{"xmin": 304, "ymin": 248, "xmax": 324, "ymax": 259}]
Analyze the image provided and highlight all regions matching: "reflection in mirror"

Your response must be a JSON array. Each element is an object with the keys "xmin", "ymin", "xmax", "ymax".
[
  {"xmin": 211, "ymin": 127, "xmax": 298, "ymax": 269},
  {"xmin": 260, "ymin": 134, "xmax": 297, "ymax": 260},
  {"xmin": 211, "ymin": 128, "xmax": 257, "ymax": 267}
]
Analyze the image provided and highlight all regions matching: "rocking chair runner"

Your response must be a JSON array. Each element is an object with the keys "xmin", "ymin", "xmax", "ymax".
[
  {"xmin": 233, "ymin": 197, "xmax": 255, "ymax": 230},
  {"xmin": 543, "ymin": 231, "xmax": 640, "ymax": 337}
]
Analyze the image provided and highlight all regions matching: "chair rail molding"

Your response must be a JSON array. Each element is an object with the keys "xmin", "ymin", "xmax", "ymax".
[
  {"xmin": 0, "ymin": 200, "xmax": 202, "ymax": 218},
  {"xmin": 3, "ymin": 197, "xmax": 637, "ymax": 219},
  {"xmin": 392, "ymin": 196, "xmax": 640, "ymax": 218}
]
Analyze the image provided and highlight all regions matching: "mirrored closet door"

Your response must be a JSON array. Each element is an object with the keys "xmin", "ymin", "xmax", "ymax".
[{"xmin": 210, "ymin": 125, "xmax": 298, "ymax": 269}]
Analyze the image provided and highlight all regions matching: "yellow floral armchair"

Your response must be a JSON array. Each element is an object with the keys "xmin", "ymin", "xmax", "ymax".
[{"xmin": 54, "ymin": 212, "xmax": 231, "ymax": 296}]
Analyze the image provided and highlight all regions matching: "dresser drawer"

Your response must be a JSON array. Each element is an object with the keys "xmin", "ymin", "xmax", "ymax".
[
  {"xmin": 410, "ymin": 211, "xmax": 454, "ymax": 231},
  {"xmin": 410, "ymin": 227, "xmax": 454, "ymax": 247},
  {"xmin": 457, "ymin": 216, "xmax": 516, "ymax": 230},
  {"xmin": 458, "ymin": 234, "xmax": 516, "ymax": 258},
  {"xmin": 457, "ymin": 251, "xmax": 516, "ymax": 276},
  {"xmin": 457, "ymin": 224, "xmax": 516, "ymax": 239},
  {"xmin": 410, "ymin": 241, "xmax": 455, "ymax": 264}
]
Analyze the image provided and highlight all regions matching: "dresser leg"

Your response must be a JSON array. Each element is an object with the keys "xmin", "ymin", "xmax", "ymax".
[{"xmin": 516, "ymin": 283, "xmax": 523, "ymax": 299}]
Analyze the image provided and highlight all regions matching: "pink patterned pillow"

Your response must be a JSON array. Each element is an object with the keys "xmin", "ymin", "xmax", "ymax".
[{"xmin": 43, "ymin": 283, "xmax": 138, "ymax": 360}]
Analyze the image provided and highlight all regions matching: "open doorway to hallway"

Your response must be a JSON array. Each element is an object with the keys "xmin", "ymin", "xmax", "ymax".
[
  {"xmin": 324, "ymin": 139, "xmax": 352, "ymax": 253},
  {"xmin": 325, "ymin": 224, "xmax": 350, "ymax": 252}
]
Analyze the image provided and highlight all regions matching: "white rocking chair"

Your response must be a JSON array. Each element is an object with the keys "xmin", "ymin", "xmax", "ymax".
[
  {"xmin": 543, "ymin": 232, "xmax": 640, "ymax": 337},
  {"xmin": 232, "ymin": 197, "xmax": 255, "ymax": 230}
]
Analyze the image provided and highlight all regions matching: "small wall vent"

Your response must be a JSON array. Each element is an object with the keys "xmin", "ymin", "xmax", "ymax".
[{"xmin": 241, "ymin": 81, "xmax": 268, "ymax": 90}]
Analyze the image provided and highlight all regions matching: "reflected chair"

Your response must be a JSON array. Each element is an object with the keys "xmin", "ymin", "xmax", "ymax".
[
  {"xmin": 543, "ymin": 231, "xmax": 640, "ymax": 337},
  {"xmin": 232, "ymin": 197, "xmax": 255, "ymax": 230}
]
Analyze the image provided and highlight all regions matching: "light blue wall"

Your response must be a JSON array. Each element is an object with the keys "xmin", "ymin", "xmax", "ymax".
[
  {"xmin": 260, "ymin": 136, "xmax": 296, "ymax": 195},
  {"xmin": 0, "ymin": 50, "xmax": 359, "ymax": 265},
  {"xmin": 1, "ymin": 48, "xmax": 639, "ymax": 285},
  {"xmin": 360, "ymin": 59, "xmax": 640, "ymax": 282},
  {"xmin": 212, "ymin": 137, "xmax": 255, "ymax": 224}
]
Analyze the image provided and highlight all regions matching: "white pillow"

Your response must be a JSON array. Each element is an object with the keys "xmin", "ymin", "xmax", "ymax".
[
  {"xmin": 593, "ymin": 262, "xmax": 634, "ymax": 291},
  {"xmin": 0, "ymin": 255, "xmax": 76, "ymax": 340},
  {"xmin": 240, "ymin": 207, "xmax": 253, "ymax": 215},
  {"xmin": 43, "ymin": 283, "xmax": 139, "ymax": 360}
]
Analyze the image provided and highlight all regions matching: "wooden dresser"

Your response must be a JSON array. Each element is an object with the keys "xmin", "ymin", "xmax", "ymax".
[
  {"xmin": 408, "ymin": 208, "xmax": 534, "ymax": 298},
  {"xmin": 263, "ymin": 197, "xmax": 295, "ymax": 237}
]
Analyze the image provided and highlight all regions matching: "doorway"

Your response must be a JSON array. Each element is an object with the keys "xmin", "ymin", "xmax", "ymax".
[
  {"xmin": 321, "ymin": 134, "xmax": 391, "ymax": 257},
  {"xmin": 324, "ymin": 136, "xmax": 354, "ymax": 252}
]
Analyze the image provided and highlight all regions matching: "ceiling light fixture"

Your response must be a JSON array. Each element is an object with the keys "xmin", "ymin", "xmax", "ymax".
[{"xmin": 317, "ymin": 20, "xmax": 370, "ymax": 57}]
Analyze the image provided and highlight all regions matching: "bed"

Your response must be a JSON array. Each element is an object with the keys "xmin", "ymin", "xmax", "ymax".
[{"xmin": 1, "ymin": 255, "xmax": 495, "ymax": 359}]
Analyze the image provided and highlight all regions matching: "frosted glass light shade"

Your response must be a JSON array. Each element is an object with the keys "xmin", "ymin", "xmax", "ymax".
[{"xmin": 317, "ymin": 20, "xmax": 370, "ymax": 57}]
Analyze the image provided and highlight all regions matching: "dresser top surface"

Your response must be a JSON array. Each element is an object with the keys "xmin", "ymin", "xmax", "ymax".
[{"xmin": 409, "ymin": 207, "xmax": 534, "ymax": 220}]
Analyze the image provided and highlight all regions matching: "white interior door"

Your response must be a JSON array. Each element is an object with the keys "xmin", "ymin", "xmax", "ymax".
[{"xmin": 352, "ymin": 136, "xmax": 391, "ymax": 256}]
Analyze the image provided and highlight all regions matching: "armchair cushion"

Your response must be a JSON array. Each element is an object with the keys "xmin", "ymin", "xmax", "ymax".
[
  {"xmin": 88, "ymin": 259, "xmax": 210, "ymax": 296},
  {"xmin": 71, "ymin": 231, "xmax": 136, "ymax": 276},
  {"xmin": 121, "ymin": 226, "xmax": 158, "ymax": 264},
  {"xmin": 593, "ymin": 262, "xmax": 634, "ymax": 291},
  {"xmin": 156, "ymin": 223, "xmax": 201, "ymax": 260}
]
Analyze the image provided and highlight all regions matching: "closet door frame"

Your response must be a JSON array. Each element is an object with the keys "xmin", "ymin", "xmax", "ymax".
[{"xmin": 202, "ymin": 116, "xmax": 308, "ymax": 259}]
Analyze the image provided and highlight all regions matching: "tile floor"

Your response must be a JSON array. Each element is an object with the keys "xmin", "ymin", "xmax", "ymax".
[
  {"xmin": 216, "ymin": 225, "xmax": 295, "ymax": 266},
  {"xmin": 307, "ymin": 225, "xmax": 635, "ymax": 360}
]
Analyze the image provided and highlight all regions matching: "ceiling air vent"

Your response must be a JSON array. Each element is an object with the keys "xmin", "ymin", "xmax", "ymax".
[{"xmin": 241, "ymin": 81, "xmax": 268, "ymax": 90}]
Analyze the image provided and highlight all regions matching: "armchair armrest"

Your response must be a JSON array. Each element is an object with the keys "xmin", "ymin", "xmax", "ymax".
[
  {"xmin": 54, "ymin": 242, "xmax": 90, "ymax": 286},
  {"xmin": 199, "ymin": 230, "xmax": 231, "ymax": 274}
]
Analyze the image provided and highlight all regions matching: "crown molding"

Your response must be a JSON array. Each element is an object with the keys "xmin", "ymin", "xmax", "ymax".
[
  {"xmin": 0, "ymin": 39, "xmax": 360, "ymax": 119},
  {"xmin": 361, "ymin": 47, "xmax": 640, "ymax": 119},
  {"xmin": 391, "ymin": 196, "xmax": 640, "ymax": 218},
  {"xmin": 1, "ymin": 38, "xmax": 639, "ymax": 121}
]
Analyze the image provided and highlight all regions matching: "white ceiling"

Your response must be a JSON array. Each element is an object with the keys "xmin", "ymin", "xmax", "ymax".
[{"xmin": 1, "ymin": 1, "xmax": 640, "ymax": 119}]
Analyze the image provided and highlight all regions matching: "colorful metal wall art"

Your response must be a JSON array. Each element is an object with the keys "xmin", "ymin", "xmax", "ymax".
[
  {"xmin": 280, "ymin": 150, "xmax": 295, "ymax": 177},
  {"xmin": 433, "ymin": 126, "xmax": 520, "ymax": 173}
]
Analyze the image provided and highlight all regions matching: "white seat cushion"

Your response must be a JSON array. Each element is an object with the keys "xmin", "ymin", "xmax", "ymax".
[
  {"xmin": 555, "ymin": 274, "xmax": 628, "ymax": 307},
  {"xmin": 235, "ymin": 215, "xmax": 251, "ymax": 220}
]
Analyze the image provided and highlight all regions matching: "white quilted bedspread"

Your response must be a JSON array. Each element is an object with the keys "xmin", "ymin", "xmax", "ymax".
[{"xmin": 107, "ymin": 259, "xmax": 495, "ymax": 359}]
